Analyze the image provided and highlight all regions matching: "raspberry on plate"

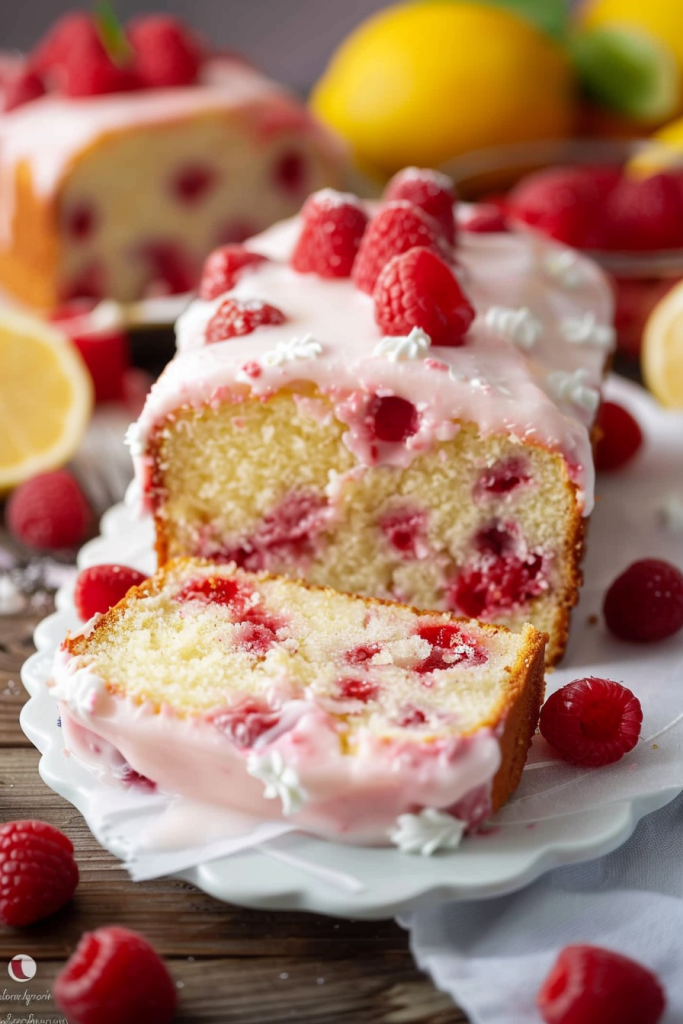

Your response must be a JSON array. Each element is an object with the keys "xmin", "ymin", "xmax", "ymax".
[
  {"xmin": 128, "ymin": 15, "xmax": 204, "ymax": 89},
  {"xmin": 594, "ymin": 400, "xmax": 643, "ymax": 472},
  {"xmin": 374, "ymin": 246, "xmax": 475, "ymax": 346},
  {"xmin": 352, "ymin": 201, "xmax": 450, "ymax": 294},
  {"xmin": 0, "ymin": 820, "xmax": 79, "ymax": 926},
  {"xmin": 74, "ymin": 564, "xmax": 149, "ymax": 621},
  {"xmin": 51, "ymin": 305, "xmax": 131, "ymax": 405},
  {"xmin": 199, "ymin": 245, "xmax": 268, "ymax": 300},
  {"xmin": 539, "ymin": 677, "xmax": 642, "ymax": 767},
  {"xmin": 462, "ymin": 206, "xmax": 509, "ymax": 233},
  {"xmin": 54, "ymin": 926, "xmax": 177, "ymax": 1024},
  {"xmin": 205, "ymin": 297, "xmax": 286, "ymax": 343},
  {"xmin": 291, "ymin": 189, "xmax": 368, "ymax": 278},
  {"xmin": 537, "ymin": 944, "xmax": 666, "ymax": 1024},
  {"xmin": 603, "ymin": 558, "xmax": 683, "ymax": 642},
  {"xmin": 384, "ymin": 167, "xmax": 457, "ymax": 247},
  {"xmin": 6, "ymin": 470, "xmax": 92, "ymax": 551},
  {"xmin": 507, "ymin": 165, "xmax": 620, "ymax": 249}
]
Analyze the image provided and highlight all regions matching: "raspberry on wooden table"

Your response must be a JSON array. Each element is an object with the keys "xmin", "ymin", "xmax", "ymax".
[
  {"xmin": 0, "ymin": 820, "xmax": 79, "ymax": 926},
  {"xmin": 54, "ymin": 926, "xmax": 177, "ymax": 1024},
  {"xmin": 594, "ymin": 401, "xmax": 643, "ymax": 472},
  {"xmin": 6, "ymin": 470, "xmax": 92, "ymax": 551},
  {"xmin": 199, "ymin": 245, "xmax": 268, "ymax": 300},
  {"xmin": 205, "ymin": 297, "xmax": 286, "ymax": 343},
  {"xmin": 537, "ymin": 944, "xmax": 666, "ymax": 1024},
  {"xmin": 128, "ymin": 15, "xmax": 203, "ymax": 88},
  {"xmin": 603, "ymin": 559, "xmax": 683, "ymax": 642},
  {"xmin": 74, "ymin": 564, "xmax": 149, "ymax": 621},
  {"xmin": 374, "ymin": 246, "xmax": 475, "ymax": 346},
  {"xmin": 352, "ymin": 201, "xmax": 450, "ymax": 294},
  {"xmin": 291, "ymin": 189, "xmax": 368, "ymax": 278},
  {"xmin": 384, "ymin": 167, "xmax": 457, "ymax": 247},
  {"xmin": 539, "ymin": 677, "xmax": 642, "ymax": 767}
]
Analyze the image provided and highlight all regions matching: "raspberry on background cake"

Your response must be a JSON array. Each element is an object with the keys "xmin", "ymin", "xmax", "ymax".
[
  {"xmin": 51, "ymin": 558, "xmax": 546, "ymax": 847},
  {"xmin": 0, "ymin": 11, "xmax": 348, "ymax": 310},
  {"xmin": 130, "ymin": 170, "xmax": 615, "ymax": 666}
]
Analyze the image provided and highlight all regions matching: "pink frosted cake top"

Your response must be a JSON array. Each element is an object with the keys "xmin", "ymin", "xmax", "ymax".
[{"xmin": 132, "ymin": 189, "xmax": 614, "ymax": 515}]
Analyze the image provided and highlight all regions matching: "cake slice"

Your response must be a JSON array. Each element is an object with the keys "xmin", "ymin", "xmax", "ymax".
[
  {"xmin": 0, "ymin": 15, "xmax": 347, "ymax": 308},
  {"xmin": 130, "ymin": 172, "xmax": 614, "ymax": 665},
  {"xmin": 52, "ymin": 558, "xmax": 546, "ymax": 848}
]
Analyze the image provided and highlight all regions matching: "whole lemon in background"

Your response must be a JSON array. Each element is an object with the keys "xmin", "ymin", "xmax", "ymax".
[
  {"xmin": 310, "ymin": 1, "xmax": 575, "ymax": 177},
  {"xmin": 578, "ymin": 0, "xmax": 683, "ymax": 83}
]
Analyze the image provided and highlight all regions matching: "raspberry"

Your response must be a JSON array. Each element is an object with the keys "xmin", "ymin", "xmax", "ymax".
[
  {"xmin": 0, "ymin": 820, "xmax": 79, "ymax": 926},
  {"xmin": 54, "ymin": 925, "xmax": 177, "ymax": 1024},
  {"xmin": 171, "ymin": 162, "xmax": 216, "ymax": 205},
  {"xmin": 449, "ymin": 527, "xmax": 546, "ymax": 618},
  {"xmin": 140, "ymin": 241, "xmax": 196, "ymax": 296},
  {"xmin": 205, "ymin": 297, "xmax": 286, "ymax": 343},
  {"xmin": 74, "ymin": 564, "xmax": 148, "ymax": 621},
  {"xmin": 175, "ymin": 575, "xmax": 249, "ymax": 612},
  {"xmin": 60, "ymin": 262, "xmax": 106, "ymax": 303},
  {"xmin": 415, "ymin": 623, "xmax": 487, "ymax": 672},
  {"xmin": 7, "ymin": 471, "xmax": 92, "ymax": 551},
  {"xmin": 30, "ymin": 13, "xmax": 101, "ymax": 74},
  {"xmin": 508, "ymin": 165, "xmax": 620, "ymax": 249},
  {"xmin": 273, "ymin": 150, "xmax": 308, "ymax": 196},
  {"xmin": 4, "ymin": 69, "xmax": 46, "ymax": 112},
  {"xmin": 291, "ymin": 189, "xmax": 368, "ymax": 278},
  {"xmin": 60, "ymin": 36, "xmax": 141, "ymax": 98},
  {"xmin": 210, "ymin": 700, "xmax": 281, "ymax": 747},
  {"xmin": 603, "ymin": 559, "xmax": 683, "ymax": 642},
  {"xmin": 51, "ymin": 307, "xmax": 130, "ymax": 404},
  {"xmin": 537, "ymin": 944, "xmax": 666, "ymax": 1024},
  {"xmin": 199, "ymin": 245, "xmax": 268, "ymax": 301},
  {"xmin": 337, "ymin": 677, "xmax": 380, "ymax": 703},
  {"xmin": 352, "ymin": 201, "xmax": 449, "ymax": 294},
  {"xmin": 476, "ymin": 457, "xmax": 530, "ymax": 496},
  {"xmin": 379, "ymin": 507, "xmax": 427, "ymax": 559},
  {"xmin": 128, "ymin": 16, "xmax": 203, "ymax": 88},
  {"xmin": 462, "ymin": 206, "xmax": 509, "ymax": 233},
  {"xmin": 345, "ymin": 643, "xmax": 382, "ymax": 665},
  {"xmin": 384, "ymin": 167, "xmax": 457, "ymax": 247},
  {"xmin": 603, "ymin": 172, "xmax": 683, "ymax": 251},
  {"xmin": 374, "ymin": 246, "xmax": 475, "ymax": 346},
  {"xmin": 594, "ymin": 401, "xmax": 643, "ymax": 472},
  {"xmin": 539, "ymin": 677, "xmax": 642, "ymax": 767},
  {"xmin": 368, "ymin": 395, "xmax": 419, "ymax": 443}
]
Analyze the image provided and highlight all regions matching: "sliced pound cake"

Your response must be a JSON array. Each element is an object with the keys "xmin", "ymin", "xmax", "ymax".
[
  {"xmin": 52, "ymin": 559, "xmax": 546, "ymax": 847},
  {"xmin": 130, "ymin": 172, "xmax": 614, "ymax": 665}
]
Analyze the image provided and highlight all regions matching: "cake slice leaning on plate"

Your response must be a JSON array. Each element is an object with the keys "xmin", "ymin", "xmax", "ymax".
[
  {"xmin": 51, "ymin": 558, "xmax": 546, "ymax": 849},
  {"xmin": 129, "ymin": 174, "xmax": 614, "ymax": 666}
]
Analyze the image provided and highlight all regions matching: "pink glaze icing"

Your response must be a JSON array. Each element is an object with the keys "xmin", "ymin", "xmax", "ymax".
[
  {"xmin": 51, "ymin": 645, "xmax": 502, "ymax": 846},
  {"xmin": 133, "ymin": 209, "xmax": 614, "ymax": 515}
]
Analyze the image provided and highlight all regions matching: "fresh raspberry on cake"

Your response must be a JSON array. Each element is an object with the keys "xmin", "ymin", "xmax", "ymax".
[
  {"xmin": 60, "ymin": 36, "xmax": 141, "ymax": 98},
  {"xmin": 128, "ymin": 15, "xmax": 204, "ymax": 89},
  {"xmin": 205, "ymin": 297, "xmax": 286, "ymax": 343},
  {"xmin": 199, "ymin": 246, "xmax": 268, "ymax": 300},
  {"xmin": 537, "ymin": 944, "xmax": 666, "ymax": 1024},
  {"xmin": 7, "ymin": 470, "xmax": 92, "ymax": 551},
  {"xmin": 54, "ymin": 926, "xmax": 177, "ymax": 1024},
  {"xmin": 0, "ymin": 820, "xmax": 79, "ymax": 926},
  {"xmin": 462, "ymin": 206, "xmax": 509, "ymax": 233},
  {"xmin": 3, "ymin": 68, "xmax": 46, "ymax": 112},
  {"xmin": 30, "ymin": 13, "xmax": 102, "ymax": 74},
  {"xmin": 384, "ymin": 167, "xmax": 457, "ymax": 247},
  {"xmin": 291, "ymin": 189, "xmax": 368, "ymax": 278},
  {"xmin": 508, "ymin": 165, "xmax": 620, "ymax": 249},
  {"xmin": 74, "ymin": 564, "xmax": 149, "ymax": 621},
  {"xmin": 374, "ymin": 246, "xmax": 475, "ymax": 346},
  {"xmin": 352, "ymin": 201, "xmax": 450, "ymax": 294},
  {"xmin": 603, "ymin": 559, "xmax": 683, "ymax": 642},
  {"xmin": 539, "ymin": 677, "xmax": 642, "ymax": 767},
  {"xmin": 594, "ymin": 401, "xmax": 643, "ymax": 472},
  {"xmin": 603, "ymin": 172, "xmax": 683, "ymax": 251}
]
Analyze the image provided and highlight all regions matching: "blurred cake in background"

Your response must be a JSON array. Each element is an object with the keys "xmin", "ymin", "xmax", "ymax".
[{"xmin": 0, "ymin": 11, "xmax": 349, "ymax": 310}]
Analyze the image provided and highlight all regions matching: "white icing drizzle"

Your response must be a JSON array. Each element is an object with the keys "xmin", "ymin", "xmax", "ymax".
[
  {"xmin": 51, "ymin": 651, "xmax": 106, "ymax": 717},
  {"xmin": 246, "ymin": 749, "xmax": 308, "ymax": 815},
  {"xmin": 660, "ymin": 493, "xmax": 683, "ymax": 533},
  {"xmin": 547, "ymin": 368, "xmax": 600, "ymax": 415},
  {"xmin": 389, "ymin": 808, "xmax": 467, "ymax": 855},
  {"xmin": 373, "ymin": 327, "xmax": 432, "ymax": 362},
  {"xmin": 561, "ymin": 313, "xmax": 615, "ymax": 350},
  {"xmin": 262, "ymin": 334, "xmax": 323, "ymax": 367},
  {"xmin": 484, "ymin": 306, "xmax": 542, "ymax": 350},
  {"xmin": 124, "ymin": 421, "xmax": 146, "ymax": 457},
  {"xmin": 544, "ymin": 250, "xmax": 585, "ymax": 289}
]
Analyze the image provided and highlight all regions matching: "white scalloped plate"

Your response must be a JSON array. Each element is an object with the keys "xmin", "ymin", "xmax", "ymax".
[{"xmin": 19, "ymin": 377, "xmax": 683, "ymax": 919}]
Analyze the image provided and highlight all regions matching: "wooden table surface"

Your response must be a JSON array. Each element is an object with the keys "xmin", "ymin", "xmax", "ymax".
[{"xmin": 0, "ymin": 574, "xmax": 468, "ymax": 1023}]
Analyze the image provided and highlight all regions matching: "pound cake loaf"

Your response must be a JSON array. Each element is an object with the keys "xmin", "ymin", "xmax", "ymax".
[
  {"xmin": 0, "ymin": 13, "xmax": 347, "ymax": 308},
  {"xmin": 129, "ymin": 170, "xmax": 615, "ymax": 665},
  {"xmin": 52, "ymin": 559, "xmax": 546, "ymax": 846}
]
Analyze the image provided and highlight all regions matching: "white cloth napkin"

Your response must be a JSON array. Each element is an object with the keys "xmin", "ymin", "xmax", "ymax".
[{"xmin": 402, "ymin": 792, "xmax": 683, "ymax": 1023}]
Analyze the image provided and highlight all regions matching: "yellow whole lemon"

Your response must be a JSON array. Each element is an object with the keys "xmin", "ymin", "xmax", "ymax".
[
  {"xmin": 579, "ymin": 0, "xmax": 683, "ymax": 78},
  {"xmin": 311, "ymin": 1, "xmax": 575, "ymax": 177}
]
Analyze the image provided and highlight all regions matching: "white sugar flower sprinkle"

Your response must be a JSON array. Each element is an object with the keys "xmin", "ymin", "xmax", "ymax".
[
  {"xmin": 246, "ymin": 749, "xmax": 307, "ymax": 815},
  {"xmin": 660, "ymin": 493, "xmax": 683, "ymax": 533},
  {"xmin": 124, "ymin": 421, "xmax": 145, "ymax": 457},
  {"xmin": 485, "ymin": 306, "xmax": 542, "ymax": 350},
  {"xmin": 543, "ymin": 250, "xmax": 584, "ymax": 289},
  {"xmin": 262, "ymin": 334, "xmax": 323, "ymax": 367},
  {"xmin": 547, "ymin": 368, "xmax": 600, "ymax": 414},
  {"xmin": 389, "ymin": 808, "xmax": 467, "ymax": 856},
  {"xmin": 373, "ymin": 327, "xmax": 432, "ymax": 362},
  {"xmin": 561, "ymin": 313, "xmax": 614, "ymax": 350}
]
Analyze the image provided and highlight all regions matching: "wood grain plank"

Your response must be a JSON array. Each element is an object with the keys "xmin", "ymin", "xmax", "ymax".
[{"xmin": 0, "ymin": 609, "xmax": 40, "ymax": 747}]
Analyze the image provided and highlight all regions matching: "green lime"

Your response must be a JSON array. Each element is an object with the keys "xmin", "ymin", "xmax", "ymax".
[{"xmin": 572, "ymin": 24, "xmax": 680, "ymax": 122}]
